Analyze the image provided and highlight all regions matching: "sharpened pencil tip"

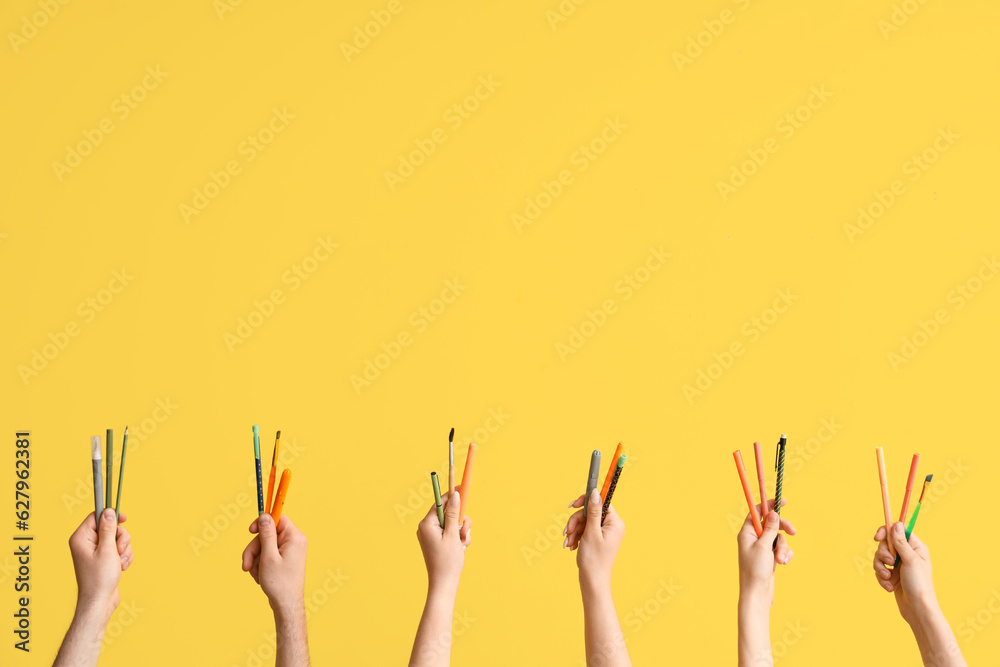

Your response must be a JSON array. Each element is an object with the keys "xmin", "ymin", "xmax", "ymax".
[{"xmin": 449, "ymin": 427, "xmax": 454, "ymax": 441}]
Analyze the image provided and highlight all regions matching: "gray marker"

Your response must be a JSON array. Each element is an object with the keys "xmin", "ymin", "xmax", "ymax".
[
  {"xmin": 91, "ymin": 436, "xmax": 103, "ymax": 518},
  {"xmin": 584, "ymin": 450, "xmax": 601, "ymax": 511}
]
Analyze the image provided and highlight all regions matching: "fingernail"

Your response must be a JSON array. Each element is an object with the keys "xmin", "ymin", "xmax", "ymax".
[
  {"xmin": 568, "ymin": 501, "xmax": 575, "ymax": 508},
  {"xmin": 894, "ymin": 523, "xmax": 904, "ymax": 535},
  {"xmin": 563, "ymin": 537, "xmax": 568, "ymax": 548},
  {"xmin": 788, "ymin": 551, "xmax": 794, "ymax": 560},
  {"xmin": 562, "ymin": 526, "xmax": 567, "ymax": 536},
  {"xmin": 103, "ymin": 508, "xmax": 115, "ymax": 521},
  {"xmin": 259, "ymin": 513, "xmax": 271, "ymax": 526}
]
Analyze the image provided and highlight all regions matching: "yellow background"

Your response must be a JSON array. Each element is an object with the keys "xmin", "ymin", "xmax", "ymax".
[{"xmin": 2, "ymin": 0, "xmax": 999, "ymax": 664}]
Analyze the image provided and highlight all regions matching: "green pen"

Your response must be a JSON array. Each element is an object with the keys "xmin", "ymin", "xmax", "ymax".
[
  {"xmin": 895, "ymin": 474, "xmax": 932, "ymax": 567},
  {"xmin": 431, "ymin": 472, "xmax": 445, "ymax": 527}
]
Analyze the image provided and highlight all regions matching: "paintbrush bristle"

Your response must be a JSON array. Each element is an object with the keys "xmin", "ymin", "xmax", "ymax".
[
  {"xmin": 91, "ymin": 436, "xmax": 102, "ymax": 457},
  {"xmin": 124, "ymin": 426, "xmax": 128, "ymax": 435},
  {"xmin": 925, "ymin": 474, "xmax": 933, "ymax": 482},
  {"xmin": 449, "ymin": 427, "xmax": 454, "ymax": 442}
]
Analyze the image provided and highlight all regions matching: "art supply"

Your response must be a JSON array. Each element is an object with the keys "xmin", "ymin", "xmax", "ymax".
[
  {"xmin": 773, "ymin": 434, "xmax": 786, "ymax": 517},
  {"xmin": 876, "ymin": 447, "xmax": 895, "ymax": 559},
  {"xmin": 734, "ymin": 450, "xmax": 763, "ymax": 537},
  {"xmin": 115, "ymin": 427, "xmax": 128, "ymax": 522},
  {"xmin": 600, "ymin": 443, "xmax": 624, "ymax": 500},
  {"xmin": 895, "ymin": 474, "xmax": 932, "ymax": 567},
  {"xmin": 253, "ymin": 425, "xmax": 264, "ymax": 516},
  {"xmin": 601, "ymin": 454, "xmax": 625, "ymax": 525},
  {"xmin": 459, "ymin": 442, "xmax": 477, "ymax": 525},
  {"xmin": 431, "ymin": 472, "xmax": 445, "ymax": 527},
  {"xmin": 448, "ymin": 427, "xmax": 455, "ymax": 497},
  {"xmin": 266, "ymin": 431, "xmax": 281, "ymax": 514},
  {"xmin": 899, "ymin": 454, "xmax": 920, "ymax": 523},
  {"xmin": 91, "ymin": 436, "xmax": 103, "ymax": 518},
  {"xmin": 584, "ymin": 450, "xmax": 601, "ymax": 511},
  {"xmin": 270, "ymin": 469, "xmax": 291, "ymax": 528},
  {"xmin": 105, "ymin": 429, "xmax": 113, "ymax": 509},
  {"xmin": 753, "ymin": 441, "xmax": 768, "ymax": 517}
]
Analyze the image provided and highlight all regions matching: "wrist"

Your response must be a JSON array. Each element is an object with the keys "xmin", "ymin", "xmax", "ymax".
[
  {"xmin": 74, "ymin": 595, "xmax": 115, "ymax": 626},
  {"xmin": 579, "ymin": 572, "xmax": 613, "ymax": 601},
  {"xmin": 427, "ymin": 577, "xmax": 460, "ymax": 601},
  {"xmin": 907, "ymin": 593, "xmax": 943, "ymax": 629},
  {"xmin": 738, "ymin": 587, "xmax": 772, "ymax": 615},
  {"xmin": 270, "ymin": 594, "xmax": 305, "ymax": 621}
]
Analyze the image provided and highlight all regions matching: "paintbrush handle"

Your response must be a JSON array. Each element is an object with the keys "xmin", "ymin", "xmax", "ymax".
[{"xmin": 255, "ymin": 458, "xmax": 264, "ymax": 516}]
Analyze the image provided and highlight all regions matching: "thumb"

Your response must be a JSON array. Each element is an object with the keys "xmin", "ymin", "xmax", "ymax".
[
  {"xmin": 97, "ymin": 508, "xmax": 118, "ymax": 554},
  {"xmin": 583, "ymin": 488, "xmax": 603, "ymax": 537},
  {"xmin": 444, "ymin": 491, "xmax": 462, "ymax": 537},
  {"xmin": 759, "ymin": 510, "xmax": 780, "ymax": 546},
  {"xmin": 891, "ymin": 522, "xmax": 916, "ymax": 564},
  {"xmin": 257, "ymin": 513, "xmax": 280, "ymax": 560}
]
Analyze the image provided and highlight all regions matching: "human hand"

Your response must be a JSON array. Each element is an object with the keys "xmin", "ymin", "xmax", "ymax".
[
  {"xmin": 571, "ymin": 488, "xmax": 625, "ymax": 591},
  {"xmin": 242, "ymin": 513, "xmax": 308, "ymax": 615},
  {"xmin": 873, "ymin": 522, "xmax": 936, "ymax": 625},
  {"xmin": 68, "ymin": 509, "xmax": 134, "ymax": 617},
  {"xmin": 416, "ymin": 489, "xmax": 471, "ymax": 594},
  {"xmin": 737, "ymin": 498, "xmax": 796, "ymax": 606}
]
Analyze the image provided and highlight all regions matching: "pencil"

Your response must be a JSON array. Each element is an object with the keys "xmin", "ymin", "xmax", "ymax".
[
  {"xmin": 106, "ymin": 429, "xmax": 113, "ymax": 510},
  {"xmin": 584, "ymin": 449, "xmax": 601, "ymax": 511},
  {"xmin": 601, "ymin": 454, "xmax": 625, "ymax": 525},
  {"xmin": 600, "ymin": 443, "xmax": 624, "ymax": 500},
  {"xmin": 431, "ymin": 472, "xmax": 445, "ymax": 527},
  {"xmin": 115, "ymin": 427, "xmax": 128, "ymax": 522},
  {"xmin": 895, "ymin": 474, "xmax": 932, "ymax": 567},
  {"xmin": 270, "ymin": 469, "xmax": 291, "ymax": 528},
  {"xmin": 876, "ymin": 447, "xmax": 895, "ymax": 559},
  {"xmin": 266, "ymin": 430, "xmax": 281, "ymax": 514},
  {"xmin": 734, "ymin": 450, "xmax": 763, "ymax": 538},
  {"xmin": 253, "ymin": 425, "xmax": 264, "ymax": 516},
  {"xmin": 91, "ymin": 436, "xmax": 103, "ymax": 518},
  {"xmin": 898, "ymin": 454, "xmax": 920, "ymax": 523},
  {"xmin": 459, "ymin": 443, "xmax": 477, "ymax": 525},
  {"xmin": 753, "ymin": 441, "xmax": 768, "ymax": 517},
  {"xmin": 448, "ymin": 427, "xmax": 455, "ymax": 497}
]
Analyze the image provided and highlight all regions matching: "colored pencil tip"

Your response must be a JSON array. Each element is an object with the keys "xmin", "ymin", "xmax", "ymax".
[
  {"xmin": 124, "ymin": 426, "xmax": 128, "ymax": 435},
  {"xmin": 449, "ymin": 427, "xmax": 454, "ymax": 442},
  {"xmin": 925, "ymin": 474, "xmax": 933, "ymax": 482}
]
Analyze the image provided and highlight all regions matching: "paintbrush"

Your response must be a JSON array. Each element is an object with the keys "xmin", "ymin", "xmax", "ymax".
[{"xmin": 895, "ymin": 474, "xmax": 933, "ymax": 567}]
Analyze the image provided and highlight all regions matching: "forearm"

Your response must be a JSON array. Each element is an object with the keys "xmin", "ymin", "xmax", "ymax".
[
  {"xmin": 53, "ymin": 602, "xmax": 111, "ymax": 667},
  {"xmin": 738, "ymin": 590, "xmax": 772, "ymax": 667},
  {"xmin": 581, "ymin": 579, "xmax": 632, "ymax": 667},
  {"xmin": 409, "ymin": 582, "xmax": 458, "ymax": 667},
  {"xmin": 274, "ymin": 605, "xmax": 310, "ymax": 667},
  {"xmin": 909, "ymin": 600, "xmax": 967, "ymax": 667}
]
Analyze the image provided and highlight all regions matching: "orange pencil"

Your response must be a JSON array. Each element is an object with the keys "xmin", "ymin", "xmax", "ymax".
[
  {"xmin": 753, "ymin": 441, "xmax": 768, "ymax": 518},
  {"xmin": 459, "ymin": 443, "xmax": 477, "ymax": 527},
  {"xmin": 734, "ymin": 451, "xmax": 763, "ymax": 538},
  {"xmin": 266, "ymin": 431, "xmax": 281, "ymax": 514},
  {"xmin": 899, "ymin": 453, "xmax": 920, "ymax": 523},
  {"xmin": 600, "ymin": 443, "xmax": 624, "ymax": 500},
  {"xmin": 270, "ymin": 469, "xmax": 291, "ymax": 528},
  {"xmin": 876, "ymin": 447, "xmax": 895, "ymax": 559}
]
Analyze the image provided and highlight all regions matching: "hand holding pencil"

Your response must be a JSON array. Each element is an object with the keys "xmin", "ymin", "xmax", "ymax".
[{"xmin": 416, "ymin": 488, "xmax": 471, "ymax": 590}]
